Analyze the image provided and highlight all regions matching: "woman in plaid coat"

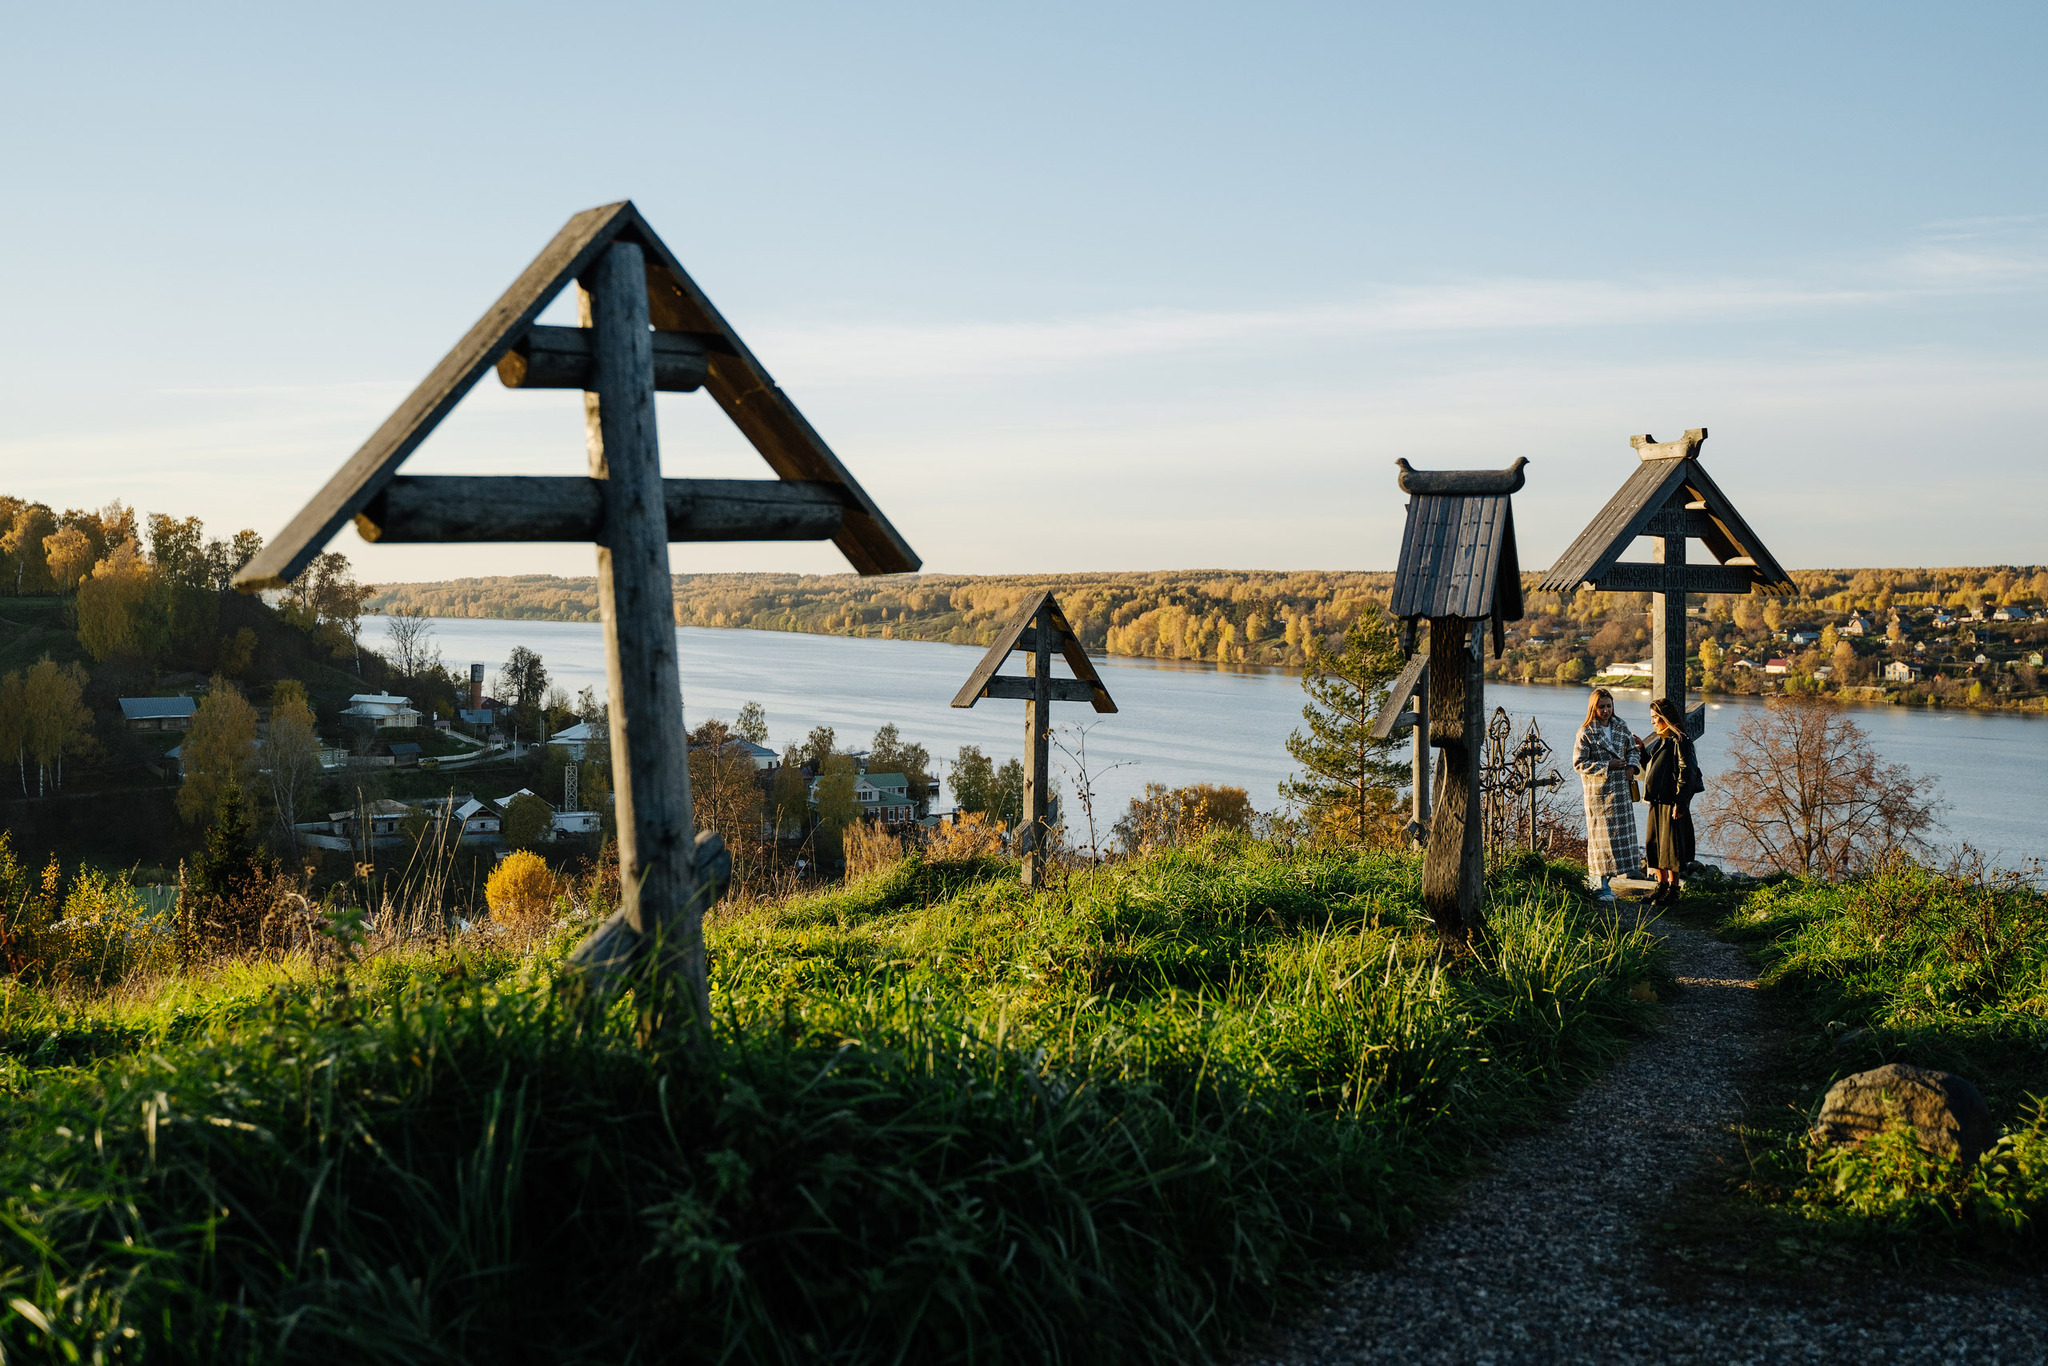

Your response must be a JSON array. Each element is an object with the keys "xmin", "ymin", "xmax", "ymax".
[{"xmin": 1573, "ymin": 688, "xmax": 1643, "ymax": 900}]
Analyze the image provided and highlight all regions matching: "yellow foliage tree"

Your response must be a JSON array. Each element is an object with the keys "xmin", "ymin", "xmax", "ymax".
[
  {"xmin": 177, "ymin": 681, "xmax": 259, "ymax": 824},
  {"xmin": 485, "ymin": 850, "xmax": 558, "ymax": 927},
  {"xmin": 41, "ymin": 525, "xmax": 94, "ymax": 595},
  {"xmin": 77, "ymin": 541, "xmax": 163, "ymax": 663}
]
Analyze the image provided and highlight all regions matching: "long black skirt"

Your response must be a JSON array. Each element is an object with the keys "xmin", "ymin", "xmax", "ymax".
[{"xmin": 1645, "ymin": 803, "xmax": 1694, "ymax": 871}]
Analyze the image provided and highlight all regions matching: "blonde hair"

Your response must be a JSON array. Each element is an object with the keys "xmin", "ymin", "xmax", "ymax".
[{"xmin": 1583, "ymin": 687, "xmax": 1615, "ymax": 727}]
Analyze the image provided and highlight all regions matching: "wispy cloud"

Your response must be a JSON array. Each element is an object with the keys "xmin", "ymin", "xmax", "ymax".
[{"xmin": 756, "ymin": 231, "xmax": 2048, "ymax": 383}]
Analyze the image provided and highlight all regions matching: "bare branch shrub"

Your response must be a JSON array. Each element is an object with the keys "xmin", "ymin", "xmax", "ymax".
[{"xmin": 1700, "ymin": 698, "xmax": 1945, "ymax": 878}]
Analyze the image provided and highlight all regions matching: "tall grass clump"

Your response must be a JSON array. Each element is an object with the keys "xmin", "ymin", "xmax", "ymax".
[
  {"xmin": 1711, "ymin": 855, "xmax": 2048, "ymax": 1252},
  {"xmin": 0, "ymin": 835, "xmax": 1662, "ymax": 1363}
]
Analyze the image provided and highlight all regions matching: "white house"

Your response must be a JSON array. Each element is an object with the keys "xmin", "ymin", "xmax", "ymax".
[
  {"xmin": 1884, "ymin": 661, "xmax": 1923, "ymax": 684},
  {"xmin": 1598, "ymin": 660, "xmax": 1652, "ymax": 679},
  {"xmin": 547, "ymin": 720, "xmax": 605, "ymax": 759},
  {"xmin": 342, "ymin": 693, "xmax": 421, "ymax": 729}
]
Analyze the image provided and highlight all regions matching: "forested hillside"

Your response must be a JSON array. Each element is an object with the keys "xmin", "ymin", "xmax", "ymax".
[{"xmin": 369, "ymin": 566, "xmax": 2048, "ymax": 708}]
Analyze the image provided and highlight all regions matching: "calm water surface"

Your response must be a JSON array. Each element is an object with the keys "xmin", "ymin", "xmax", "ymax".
[{"xmin": 365, "ymin": 617, "xmax": 2048, "ymax": 868}]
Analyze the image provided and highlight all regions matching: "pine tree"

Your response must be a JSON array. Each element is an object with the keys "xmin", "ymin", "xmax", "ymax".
[{"xmin": 1280, "ymin": 607, "xmax": 1408, "ymax": 844}]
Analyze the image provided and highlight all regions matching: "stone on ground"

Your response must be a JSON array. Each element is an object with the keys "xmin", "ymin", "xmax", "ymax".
[{"xmin": 1809, "ymin": 1062, "xmax": 1995, "ymax": 1165}]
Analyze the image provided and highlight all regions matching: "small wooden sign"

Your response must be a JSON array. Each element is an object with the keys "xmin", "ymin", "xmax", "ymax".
[{"xmin": 951, "ymin": 592, "xmax": 1115, "ymax": 887}]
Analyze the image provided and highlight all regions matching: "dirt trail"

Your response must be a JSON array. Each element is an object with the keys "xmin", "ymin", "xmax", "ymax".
[{"xmin": 1242, "ymin": 915, "xmax": 2048, "ymax": 1366}]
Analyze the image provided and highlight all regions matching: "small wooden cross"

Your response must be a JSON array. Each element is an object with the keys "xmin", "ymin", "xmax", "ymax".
[
  {"xmin": 1540, "ymin": 428, "xmax": 1793, "ymax": 737},
  {"xmin": 950, "ymin": 592, "xmax": 1115, "ymax": 887},
  {"xmin": 234, "ymin": 201, "xmax": 919, "ymax": 1029}
]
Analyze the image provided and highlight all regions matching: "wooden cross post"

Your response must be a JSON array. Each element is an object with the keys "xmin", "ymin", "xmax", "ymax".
[
  {"xmin": 1368, "ymin": 648, "xmax": 1431, "ymax": 847},
  {"xmin": 1387, "ymin": 458, "xmax": 1527, "ymax": 937},
  {"xmin": 234, "ymin": 202, "xmax": 920, "ymax": 1032},
  {"xmin": 952, "ymin": 592, "xmax": 1116, "ymax": 888},
  {"xmin": 1539, "ymin": 429, "xmax": 1795, "ymax": 741}
]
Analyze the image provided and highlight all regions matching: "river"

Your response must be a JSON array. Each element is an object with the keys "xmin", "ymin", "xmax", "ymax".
[{"xmin": 362, "ymin": 617, "xmax": 2048, "ymax": 870}]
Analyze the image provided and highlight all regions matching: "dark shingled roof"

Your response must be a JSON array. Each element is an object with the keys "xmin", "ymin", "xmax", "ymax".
[
  {"xmin": 1539, "ymin": 454, "xmax": 1793, "ymax": 596},
  {"xmin": 1389, "ymin": 492, "xmax": 1524, "ymax": 623}
]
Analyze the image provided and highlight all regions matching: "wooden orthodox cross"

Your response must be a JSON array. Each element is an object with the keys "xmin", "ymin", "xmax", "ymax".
[
  {"xmin": 950, "ymin": 592, "xmax": 1116, "ymax": 888},
  {"xmin": 234, "ymin": 201, "xmax": 919, "ymax": 1030},
  {"xmin": 1368, "ymin": 651, "xmax": 1431, "ymax": 848},
  {"xmin": 1538, "ymin": 429, "xmax": 1792, "ymax": 736},
  {"xmin": 1386, "ymin": 458, "xmax": 1527, "ymax": 936}
]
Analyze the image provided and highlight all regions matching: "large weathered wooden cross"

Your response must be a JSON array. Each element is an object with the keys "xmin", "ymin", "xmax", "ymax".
[
  {"xmin": 234, "ymin": 201, "xmax": 919, "ymax": 1029},
  {"xmin": 950, "ymin": 592, "xmax": 1115, "ymax": 888},
  {"xmin": 1538, "ymin": 429, "xmax": 1792, "ymax": 736},
  {"xmin": 1386, "ymin": 458, "xmax": 1527, "ymax": 936}
]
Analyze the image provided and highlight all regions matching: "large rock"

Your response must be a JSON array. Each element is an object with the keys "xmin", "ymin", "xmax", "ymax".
[{"xmin": 1810, "ymin": 1063, "xmax": 1995, "ymax": 1165}]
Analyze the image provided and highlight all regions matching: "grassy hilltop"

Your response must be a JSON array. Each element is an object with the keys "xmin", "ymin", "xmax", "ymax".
[{"xmin": 0, "ymin": 838, "xmax": 1663, "ymax": 1363}]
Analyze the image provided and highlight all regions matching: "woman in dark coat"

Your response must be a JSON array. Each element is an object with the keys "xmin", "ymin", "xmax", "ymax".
[{"xmin": 1639, "ymin": 696, "xmax": 1703, "ymax": 904}]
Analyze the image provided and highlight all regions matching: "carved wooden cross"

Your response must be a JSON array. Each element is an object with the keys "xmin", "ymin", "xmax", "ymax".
[
  {"xmin": 1539, "ymin": 428, "xmax": 1792, "ymax": 736},
  {"xmin": 1387, "ymin": 457, "xmax": 1527, "ymax": 936},
  {"xmin": 234, "ymin": 201, "xmax": 919, "ymax": 1028},
  {"xmin": 950, "ymin": 592, "xmax": 1115, "ymax": 887}
]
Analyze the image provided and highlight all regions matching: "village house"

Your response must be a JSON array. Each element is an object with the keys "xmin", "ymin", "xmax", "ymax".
[
  {"xmin": 854, "ymin": 772, "xmax": 919, "ymax": 825},
  {"xmin": 119, "ymin": 696, "xmax": 197, "ymax": 731},
  {"xmin": 1841, "ymin": 613, "xmax": 1874, "ymax": 637},
  {"xmin": 1787, "ymin": 629, "xmax": 1819, "ymax": 647},
  {"xmin": 1885, "ymin": 660, "xmax": 1923, "ymax": 684},
  {"xmin": 342, "ymin": 692, "xmax": 421, "ymax": 729},
  {"xmin": 1763, "ymin": 658, "xmax": 1792, "ymax": 675}
]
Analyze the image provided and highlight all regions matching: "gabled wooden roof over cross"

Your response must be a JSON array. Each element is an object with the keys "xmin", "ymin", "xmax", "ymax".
[
  {"xmin": 234, "ymin": 199, "xmax": 918, "ymax": 590},
  {"xmin": 1536, "ymin": 429, "xmax": 1790, "ymax": 598},
  {"xmin": 951, "ymin": 592, "xmax": 1116, "ymax": 713}
]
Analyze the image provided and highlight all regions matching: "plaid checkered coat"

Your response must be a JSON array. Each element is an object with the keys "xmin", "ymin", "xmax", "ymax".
[{"xmin": 1574, "ymin": 717, "xmax": 1643, "ymax": 878}]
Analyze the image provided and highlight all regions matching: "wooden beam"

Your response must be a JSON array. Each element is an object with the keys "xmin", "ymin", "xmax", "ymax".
[
  {"xmin": 1593, "ymin": 562, "xmax": 1757, "ymax": 595},
  {"xmin": 235, "ymin": 202, "xmax": 637, "ymax": 590},
  {"xmin": 1642, "ymin": 508, "xmax": 1720, "ymax": 538},
  {"xmin": 353, "ymin": 476, "xmax": 848, "ymax": 543},
  {"xmin": 1370, "ymin": 651, "xmax": 1431, "ymax": 740},
  {"xmin": 1022, "ymin": 599, "xmax": 1054, "ymax": 889},
  {"xmin": 1422, "ymin": 617, "xmax": 1484, "ymax": 936},
  {"xmin": 1653, "ymin": 533, "xmax": 1686, "ymax": 720},
  {"xmin": 569, "ymin": 241, "xmax": 706, "ymax": 1026},
  {"xmin": 979, "ymin": 675, "xmax": 1097, "ymax": 704},
  {"xmin": 496, "ymin": 325, "xmax": 718, "ymax": 392}
]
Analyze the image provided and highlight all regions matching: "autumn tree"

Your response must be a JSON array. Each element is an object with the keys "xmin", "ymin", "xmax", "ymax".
[
  {"xmin": 1115, "ymin": 782, "xmax": 1253, "ymax": 853},
  {"xmin": 76, "ymin": 541, "xmax": 164, "ymax": 664},
  {"xmin": 992, "ymin": 757, "xmax": 1025, "ymax": 828},
  {"xmin": 1701, "ymin": 698, "xmax": 1945, "ymax": 878},
  {"xmin": 382, "ymin": 606, "xmax": 439, "ymax": 681},
  {"xmin": 867, "ymin": 723, "xmax": 932, "ymax": 814},
  {"xmin": 265, "ymin": 681, "xmax": 323, "ymax": 854},
  {"xmin": 1281, "ymin": 608, "xmax": 1407, "ymax": 844},
  {"xmin": 801, "ymin": 725, "xmax": 836, "ymax": 770},
  {"xmin": 950, "ymin": 745, "xmax": 995, "ymax": 815},
  {"xmin": 177, "ymin": 682, "xmax": 260, "ymax": 824},
  {"xmin": 2, "ymin": 503, "xmax": 56, "ymax": 595},
  {"xmin": 40, "ymin": 525, "xmax": 94, "ymax": 595},
  {"xmin": 813, "ymin": 753, "xmax": 862, "ymax": 853},
  {"xmin": 497, "ymin": 645, "xmax": 548, "ymax": 737},
  {"xmin": 770, "ymin": 745, "xmax": 810, "ymax": 837},
  {"xmin": 688, "ymin": 717, "xmax": 766, "ymax": 881},
  {"xmin": 501, "ymin": 793, "xmax": 556, "ymax": 850},
  {"xmin": 734, "ymin": 701, "xmax": 769, "ymax": 745},
  {"xmin": 22, "ymin": 660, "xmax": 93, "ymax": 795}
]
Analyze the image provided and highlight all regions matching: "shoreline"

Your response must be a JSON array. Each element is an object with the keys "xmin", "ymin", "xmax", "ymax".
[{"xmin": 379, "ymin": 613, "xmax": 2048, "ymax": 717}]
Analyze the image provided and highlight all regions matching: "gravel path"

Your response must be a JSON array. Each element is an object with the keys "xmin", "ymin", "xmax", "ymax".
[{"xmin": 1243, "ymin": 913, "xmax": 2048, "ymax": 1365}]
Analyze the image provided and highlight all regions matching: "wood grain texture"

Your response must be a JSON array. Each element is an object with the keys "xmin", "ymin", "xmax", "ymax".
[
  {"xmin": 979, "ymin": 675, "xmax": 1098, "ymax": 704},
  {"xmin": 1652, "ymin": 532, "xmax": 1687, "ymax": 721},
  {"xmin": 1389, "ymin": 492, "xmax": 1523, "ymax": 623},
  {"xmin": 1594, "ymin": 563, "xmax": 1756, "ymax": 595},
  {"xmin": 1369, "ymin": 651, "xmax": 1432, "ymax": 740},
  {"xmin": 1422, "ymin": 618, "xmax": 1485, "ymax": 936},
  {"xmin": 1395, "ymin": 457, "xmax": 1527, "ymax": 495},
  {"xmin": 496, "ymin": 325, "xmax": 717, "ymax": 392},
  {"xmin": 235, "ymin": 202, "xmax": 636, "ymax": 590},
  {"xmin": 581, "ymin": 244, "xmax": 707, "ymax": 1026},
  {"xmin": 352, "ymin": 476, "xmax": 847, "ymax": 543},
  {"xmin": 1022, "ymin": 599, "xmax": 1054, "ymax": 889}
]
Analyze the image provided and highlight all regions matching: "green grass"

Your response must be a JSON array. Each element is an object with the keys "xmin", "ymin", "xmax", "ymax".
[
  {"xmin": 0, "ymin": 838, "xmax": 1663, "ymax": 1363},
  {"xmin": 1663, "ymin": 859, "xmax": 2048, "ymax": 1273}
]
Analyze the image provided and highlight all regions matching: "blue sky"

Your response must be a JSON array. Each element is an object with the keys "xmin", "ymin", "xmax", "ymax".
[{"xmin": 2, "ymin": 2, "xmax": 2042, "ymax": 582}]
